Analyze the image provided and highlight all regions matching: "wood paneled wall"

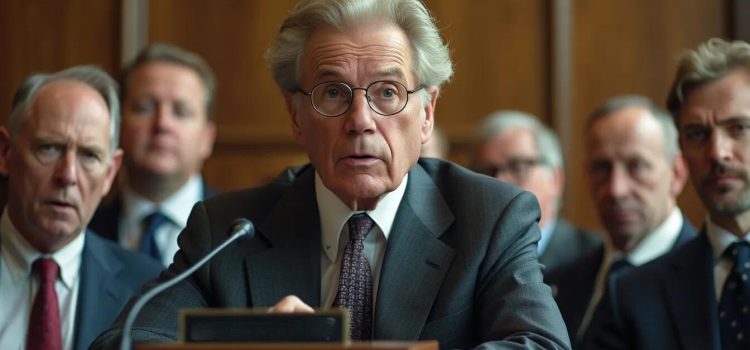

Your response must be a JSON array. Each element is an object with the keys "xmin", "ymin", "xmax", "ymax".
[{"xmin": 0, "ymin": 0, "xmax": 731, "ymax": 231}]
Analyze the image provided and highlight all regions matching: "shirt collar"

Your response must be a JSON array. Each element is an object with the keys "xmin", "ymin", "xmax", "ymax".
[
  {"xmin": 705, "ymin": 216, "xmax": 750, "ymax": 261},
  {"xmin": 626, "ymin": 207, "xmax": 684, "ymax": 266},
  {"xmin": 316, "ymin": 171, "xmax": 408, "ymax": 262},
  {"xmin": 0, "ymin": 207, "xmax": 84, "ymax": 289},
  {"xmin": 123, "ymin": 175, "xmax": 203, "ymax": 226}
]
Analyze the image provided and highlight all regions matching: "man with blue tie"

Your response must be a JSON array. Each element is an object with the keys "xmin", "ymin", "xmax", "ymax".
[
  {"xmin": 587, "ymin": 38, "xmax": 750, "ymax": 350},
  {"xmin": 89, "ymin": 43, "xmax": 217, "ymax": 266},
  {"xmin": 0, "ymin": 66, "xmax": 161, "ymax": 350},
  {"xmin": 545, "ymin": 95, "xmax": 696, "ymax": 347}
]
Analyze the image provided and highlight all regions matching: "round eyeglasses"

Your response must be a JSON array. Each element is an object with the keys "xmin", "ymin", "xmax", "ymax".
[{"xmin": 296, "ymin": 80, "xmax": 424, "ymax": 117}]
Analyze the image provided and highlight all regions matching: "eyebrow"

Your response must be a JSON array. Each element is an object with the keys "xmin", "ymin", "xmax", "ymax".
[{"xmin": 313, "ymin": 66, "xmax": 408, "ymax": 84}]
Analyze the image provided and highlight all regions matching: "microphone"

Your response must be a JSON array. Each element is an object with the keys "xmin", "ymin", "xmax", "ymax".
[{"xmin": 119, "ymin": 218, "xmax": 254, "ymax": 350}]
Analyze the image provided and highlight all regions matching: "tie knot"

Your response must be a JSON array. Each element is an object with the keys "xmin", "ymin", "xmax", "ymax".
[
  {"xmin": 607, "ymin": 258, "xmax": 633, "ymax": 280},
  {"xmin": 725, "ymin": 241, "xmax": 750, "ymax": 273},
  {"xmin": 32, "ymin": 258, "xmax": 59, "ymax": 284},
  {"xmin": 347, "ymin": 214, "xmax": 374, "ymax": 242},
  {"xmin": 144, "ymin": 211, "xmax": 169, "ymax": 228}
]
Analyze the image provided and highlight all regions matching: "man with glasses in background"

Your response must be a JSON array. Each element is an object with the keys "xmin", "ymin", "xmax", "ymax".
[
  {"xmin": 92, "ymin": 0, "xmax": 569, "ymax": 348},
  {"xmin": 546, "ymin": 95, "xmax": 696, "ymax": 348},
  {"xmin": 470, "ymin": 110, "xmax": 601, "ymax": 271}
]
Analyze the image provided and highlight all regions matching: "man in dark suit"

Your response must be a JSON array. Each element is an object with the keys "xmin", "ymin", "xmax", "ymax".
[
  {"xmin": 470, "ymin": 110, "xmax": 602, "ymax": 271},
  {"xmin": 0, "ymin": 66, "xmax": 162, "ymax": 350},
  {"xmin": 586, "ymin": 38, "xmax": 750, "ymax": 350},
  {"xmin": 89, "ymin": 43, "xmax": 217, "ymax": 267},
  {"xmin": 91, "ymin": 0, "xmax": 570, "ymax": 348},
  {"xmin": 545, "ymin": 95, "xmax": 696, "ymax": 347}
]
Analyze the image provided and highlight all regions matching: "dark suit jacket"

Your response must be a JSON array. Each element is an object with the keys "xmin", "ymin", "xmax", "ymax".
[
  {"xmin": 73, "ymin": 231, "xmax": 163, "ymax": 349},
  {"xmin": 91, "ymin": 159, "xmax": 570, "ymax": 349},
  {"xmin": 88, "ymin": 180, "xmax": 216, "ymax": 244},
  {"xmin": 544, "ymin": 219, "xmax": 696, "ymax": 346},
  {"xmin": 540, "ymin": 219, "xmax": 602, "ymax": 272},
  {"xmin": 584, "ymin": 231, "xmax": 720, "ymax": 350}
]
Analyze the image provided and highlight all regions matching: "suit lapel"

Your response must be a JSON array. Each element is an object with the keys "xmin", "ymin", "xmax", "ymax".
[
  {"xmin": 374, "ymin": 164, "xmax": 455, "ymax": 339},
  {"xmin": 74, "ymin": 232, "xmax": 129, "ymax": 350},
  {"xmin": 663, "ymin": 232, "xmax": 720, "ymax": 350},
  {"xmin": 245, "ymin": 168, "xmax": 321, "ymax": 307}
]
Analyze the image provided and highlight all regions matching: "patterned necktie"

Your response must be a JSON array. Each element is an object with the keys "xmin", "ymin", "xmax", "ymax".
[
  {"xmin": 719, "ymin": 241, "xmax": 750, "ymax": 349},
  {"xmin": 334, "ymin": 214, "xmax": 375, "ymax": 341},
  {"xmin": 26, "ymin": 258, "xmax": 62, "ymax": 350},
  {"xmin": 140, "ymin": 211, "xmax": 169, "ymax": 261}
]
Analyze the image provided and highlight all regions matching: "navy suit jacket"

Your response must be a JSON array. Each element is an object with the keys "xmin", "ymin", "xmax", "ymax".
[
  {"xmin": 89, "ymin": 180, "xmax": 217, "ymax": 243},
  {"xmin": 540, "ymin": 219, "xmax": 602, "ymax": 272},
  {"xmin": 74, "ymin": 231, "xmax": 162, "ymax": 349},
  {"xmin": 544, "ymin": 219, "xmax": 696, "ymax": 346},
  {"xmin": 584, "ymin": 231, "xmax": 720, "ymax": 350},
  {"xmin": 91, "ymin": 159, "xmax": 570, "ymax": 349}
]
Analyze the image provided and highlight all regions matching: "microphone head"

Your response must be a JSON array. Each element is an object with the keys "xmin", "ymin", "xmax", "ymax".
[{"xmin": 228, "ymin": 218, "xmax": 255, "ymax": 241}]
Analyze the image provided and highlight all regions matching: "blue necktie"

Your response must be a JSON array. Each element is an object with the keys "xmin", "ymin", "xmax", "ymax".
[
  {"xmin": 140, "ymin": 211, "xmax": 169, "ymax": 262},
  {"xmin": 718, "ymin": 241, "xmax": 750, "ymax": 349},
  {"xmin": 334, "ymin": 214, "xmax": 375, "ymax": 341}
]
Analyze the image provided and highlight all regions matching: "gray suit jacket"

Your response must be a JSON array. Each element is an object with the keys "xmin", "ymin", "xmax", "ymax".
[
  {"xmin": 539, "ymin": 219, "xmax": 602, "ymax": 272},
  {"xmin": 91, "ymin": 159, "xmax": 570, "ymax": 349}
]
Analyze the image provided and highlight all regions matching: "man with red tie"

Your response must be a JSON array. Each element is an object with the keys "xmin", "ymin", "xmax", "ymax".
[{"xmin": 0, "ymin": 66, "xmax": 162, "ymax": 350}]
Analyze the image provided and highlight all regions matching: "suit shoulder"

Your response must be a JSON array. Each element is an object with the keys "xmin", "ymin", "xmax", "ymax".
[
  {"xmin": 418, "ymin": 158, "xmax": 526, "ymax": 204},
  {"xmin": 86, "ymin": 233, "xmax": 162, "ymax": 272}
]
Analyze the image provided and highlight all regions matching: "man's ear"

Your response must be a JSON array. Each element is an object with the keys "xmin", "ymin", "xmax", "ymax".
[
  {"xmin": 0, "ymin": 128, "xmax": 12, "ymax": 176},
  {"xmin": 284, "ymin": 91, "xmax": 305, "ymax": 144},
  {"xmin": 102, "ymin": 149, "xmax": 123, "ymax": 196},
  {"xmin": 420, "ymin": 88, "xmax": 438, "ymax": 144},
  {"xmin": 670, "ymin": 152, "xmax": 689, "ymax": 197}
]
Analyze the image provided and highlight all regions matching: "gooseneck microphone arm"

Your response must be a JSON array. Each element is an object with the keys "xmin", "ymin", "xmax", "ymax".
[{"xmin": 120, "ymin": 218, "xmax": 254, "ymax": 350}]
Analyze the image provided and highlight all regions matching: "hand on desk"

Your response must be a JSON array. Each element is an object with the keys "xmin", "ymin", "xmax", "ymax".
[{"xmin": 268, "ymin": 295, "xmax": 315, "ymax": 313}]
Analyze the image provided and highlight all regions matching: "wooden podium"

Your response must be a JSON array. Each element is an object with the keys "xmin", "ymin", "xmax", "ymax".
[{"xmin": 136, "ymin": 341, "xmax": 438, "ymax": 350}]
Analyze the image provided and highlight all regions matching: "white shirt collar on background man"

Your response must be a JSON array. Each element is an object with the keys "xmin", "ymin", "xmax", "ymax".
[
  {"xmin": 316, "ymin": 171, "xmax": 408, "ymax": 307},
  {"xmin": 705, "ymin": 216, "xmax": 750, "ymax": 301},
  {"xmin": 577, "ymin": 207, "xmax": 684, "ymax": 340},
  {"xmin": 119, "ymin": 174, "xmax": 204, "ymax": 266},
  {"xmin": 0, "ymin": 207, "xmax": 84, "ymax": 350}
]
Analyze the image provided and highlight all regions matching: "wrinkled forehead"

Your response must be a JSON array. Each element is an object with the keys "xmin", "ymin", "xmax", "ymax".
[{"xmin": 299, "ymin": 22, "xmax": 416, "ymax": 85}]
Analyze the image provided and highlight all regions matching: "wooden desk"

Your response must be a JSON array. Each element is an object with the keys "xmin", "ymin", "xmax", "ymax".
[{"xmin": 136, "ymin": 341, "xmax": 438, "ymax": 350}]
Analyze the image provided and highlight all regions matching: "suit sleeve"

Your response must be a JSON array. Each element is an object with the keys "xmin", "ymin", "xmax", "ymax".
[
  {"xmin": 475, "ymin": 191, "xmax": 571, "ymax": 350},
  {"xmin": 89, "ymin": 201, "xmax": 216, "ymax": 347}
]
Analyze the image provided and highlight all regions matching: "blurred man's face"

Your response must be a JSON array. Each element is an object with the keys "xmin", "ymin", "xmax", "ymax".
[
  {"xmin": 0, "ymin": 80, "xmax": 121, "ymax": 253},
  {"xmin": 286, "ymin": 21, "xmax": 436, "ymax": 210},
  {"xmin": 121, "ymin": 62, "xmax": 215, "ymax": 187},
  {"xmin": 679, "ymin": 69, "xmax": 750, "ymax": 232},
  {"xmin": 586, "ymin": 107, "xmax": 685, "ymax": 250},
  {"xmin": 472, "ymin": 128, "xmax": 562, "ymax": 228}
]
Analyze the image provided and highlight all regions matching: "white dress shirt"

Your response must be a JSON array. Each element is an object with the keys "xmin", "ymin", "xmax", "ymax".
[
  {"xmin": 577, "ymin": 207, "xmax": 685, "ymax": 340},
  {"xmin": 317, "ymin": 172, "xmax": 408, "ymax": 309},
  {"xmin": 705, "ymin": 216, "xmax": 750, "ymax": 300},
  {"xmin": 119, "ymin": 175, "xmax": 204, "ymax": 266},
  {"xmin": 0, "ymin": 208, "xmax": 84, "ymax": 350}
]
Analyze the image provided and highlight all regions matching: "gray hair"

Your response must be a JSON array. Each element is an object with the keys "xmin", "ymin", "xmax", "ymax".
[
  {"xmin": 588, "ymin": 95, "xmax": 679, "ymax": 160},
  {"xmin": 266, "ymin": 0, "xmax": 453, "ymax": 94},
  {"xmin": 667, "ymin": 38, "xmax": 750, "ymax": 123},
  {"xmin": 472, "ymin": 110, "xmax": 563, "ymax": 168},
  {"xmin": 9, "ymin": 65, "xmax": 120, "ymax": 156},
  {"xmin": 120, "ymin": 42, "xmax": 216, "ymax": 120}
]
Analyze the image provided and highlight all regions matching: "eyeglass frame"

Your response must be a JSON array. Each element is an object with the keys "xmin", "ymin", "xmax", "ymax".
[{"xmin": 295, "ymin": 80, "xmax": 425, "ymax": 117}]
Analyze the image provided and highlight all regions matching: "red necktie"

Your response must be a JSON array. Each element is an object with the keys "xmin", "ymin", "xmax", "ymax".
[{"xmin": 26, "ymin": 258, "xmax": 62, "ymax": 350}]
